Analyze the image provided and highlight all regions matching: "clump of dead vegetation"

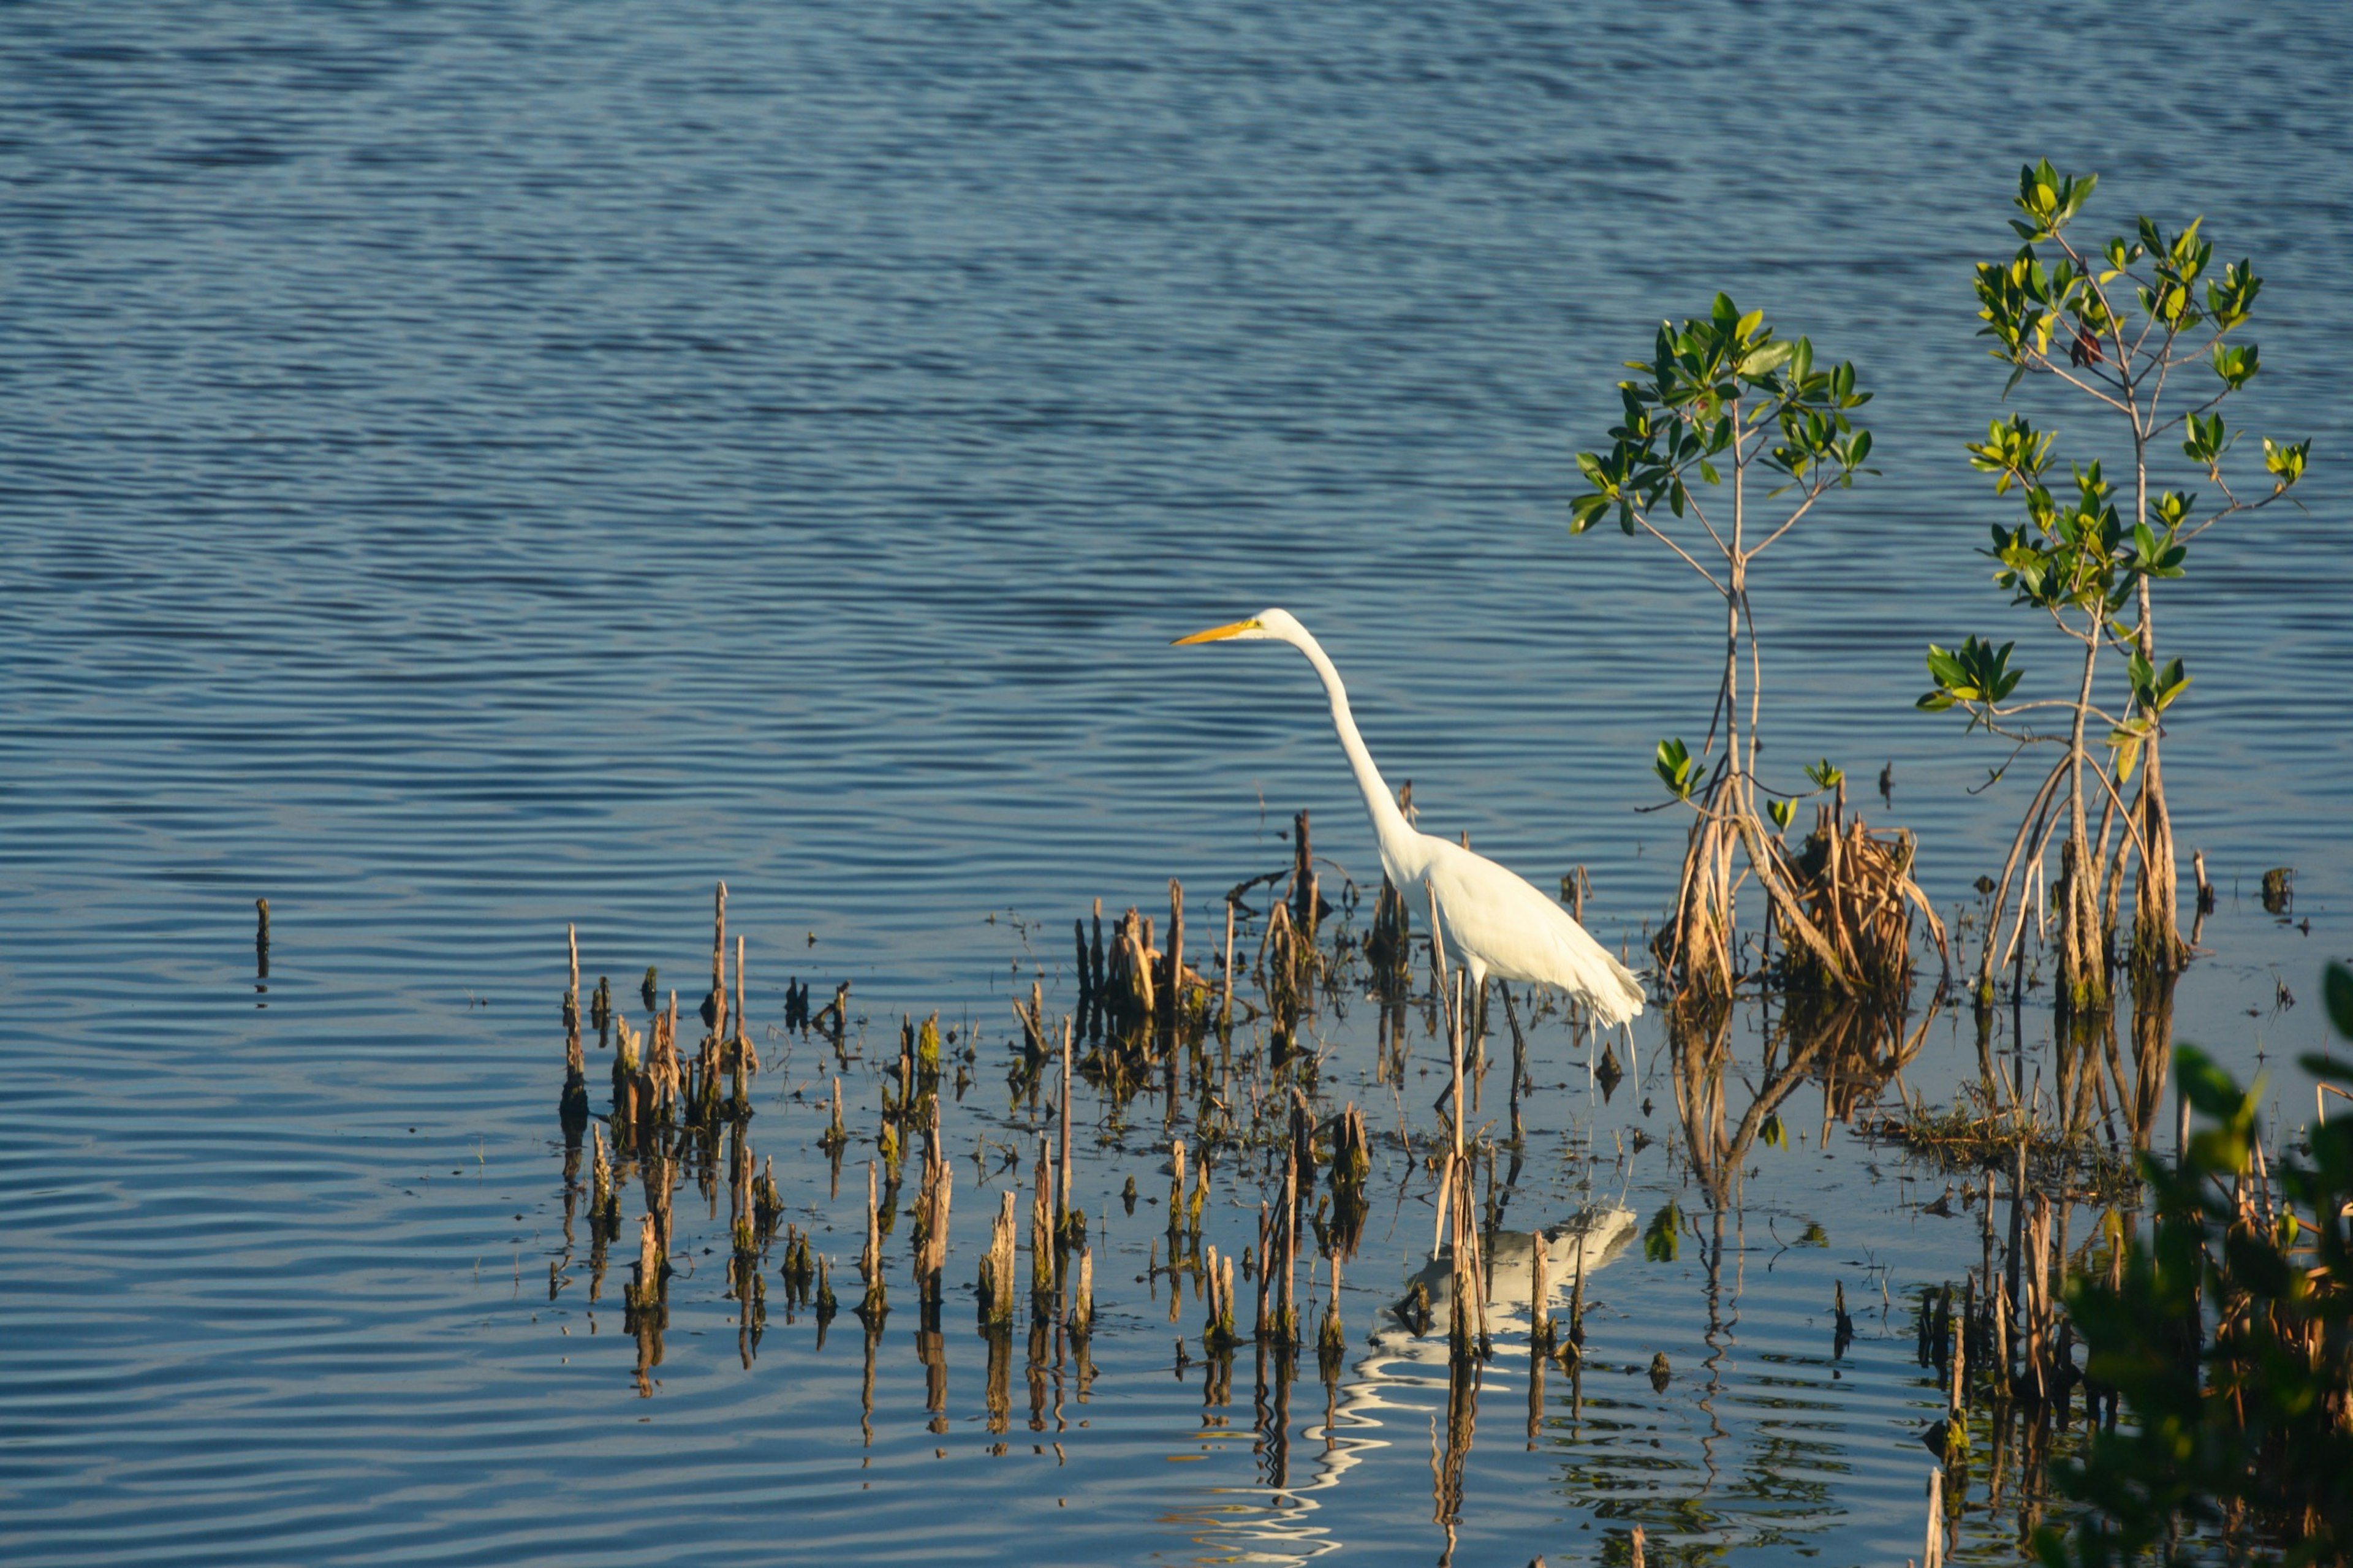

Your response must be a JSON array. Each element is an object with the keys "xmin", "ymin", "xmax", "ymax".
[{"xmin": 1876, "ymin": 1078, "xmax": 2140, "ymax": 1208}]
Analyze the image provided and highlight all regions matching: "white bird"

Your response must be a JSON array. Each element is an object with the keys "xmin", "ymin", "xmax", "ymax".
[{"xmin": 1175, "ymin": 608, "xmax": 1645, "ymax": 1027}]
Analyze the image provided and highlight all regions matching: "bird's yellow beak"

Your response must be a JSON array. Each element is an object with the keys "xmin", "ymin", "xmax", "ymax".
[{"xmin": 1173, "ymin": 617, "xmax": 1261, "ymax": 645}]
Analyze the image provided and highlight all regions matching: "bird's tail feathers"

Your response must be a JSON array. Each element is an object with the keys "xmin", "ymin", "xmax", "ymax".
[{"xmin": 1593, "ymin": 950, "xmax": 1648, "ymax": 1028}]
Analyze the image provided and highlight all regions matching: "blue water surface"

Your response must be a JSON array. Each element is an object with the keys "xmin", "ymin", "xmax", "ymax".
[{"xmin": 2, "ymin": 3, "xmax": 2347, "ymax": 1564}]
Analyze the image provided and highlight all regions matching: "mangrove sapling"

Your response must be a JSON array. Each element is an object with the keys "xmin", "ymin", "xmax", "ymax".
[
  {"xmin": 1571, "ymin": 294, "xmax": 1900, "ymax": 999},
  {"xmin": 1922, "ymin": 161, "xmax": 2310, "ymax": 1009}
]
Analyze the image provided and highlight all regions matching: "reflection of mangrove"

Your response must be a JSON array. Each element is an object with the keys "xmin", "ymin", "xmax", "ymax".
[
  {"xmin": 1668, "ymin": 993, "xmax": 1936, "ymax": 1204},
  {"xmin": 1861, "ymin": 971, "xmax": 2222, "ymax": 1559},
  {"xmin": 1879, "ymin": 975, "xmax": 2174, "ymax": 1207},
  {"xmin": 1637, "ymin": 970, "xmax": 2156, "ymax": 1557}
]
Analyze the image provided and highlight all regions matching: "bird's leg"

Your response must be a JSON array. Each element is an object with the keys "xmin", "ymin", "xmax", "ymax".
[
  {"xmin": 1500, "ymin": 983, "xmax": 1526, "ymax": 1145},
  {"xmin": 1466, "ymin": 963, "xmax": 1488, "ymax": 1116}
]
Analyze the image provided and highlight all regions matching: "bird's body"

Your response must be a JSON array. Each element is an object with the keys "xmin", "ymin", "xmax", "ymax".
[{"xmin": 1175, "ymin": 608, "xmax": 1645, "ymax": 1027}]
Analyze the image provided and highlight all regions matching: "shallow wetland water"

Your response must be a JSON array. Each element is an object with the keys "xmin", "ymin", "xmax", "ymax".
[{"xmin": 3, "ymin": 3, "xmax": 2350, "ymax": 1564}]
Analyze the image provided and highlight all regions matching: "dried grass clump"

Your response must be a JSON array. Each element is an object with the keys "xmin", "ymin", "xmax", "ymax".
[{"xmin": 1774, "ymin": 803, "xmax": 1947, "ymax": 999}]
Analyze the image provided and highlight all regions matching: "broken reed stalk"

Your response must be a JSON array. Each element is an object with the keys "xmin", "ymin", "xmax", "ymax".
[
  {"xmin": 1255, "ymin": 1201, "xmax": 1271, "ymax": 1338},
  {"xmin": 1530, "ymin": 1227, "xmax": 1550, "ymax": 1352},
  {"xmin": 1949, "ymin": 1292, "xmax": 1968, "ymax": 1414},
  {"xmin": 733, "ymin": 933, "xmax": 756, "ymax": 1072},
  {"xmin": 661, "ymin": 991, "xmax": 681, "ymax": 1118},
  {"xmin": 1923, "ymin": 1466, "xmax": 1946, "ymax": 1568},
  {"xmin": 728, "ymin": 944, "xmax": 752, "ymax": 1108},
  {"xmin": 1068, "ymin": 1244, "xmax": 1094, "ymax": 1335},
  {"xmin": 1569, "ymin": 1221, "xmax": 1588, "ymax": 1358},
  {"xmin": 1058, "ymin": 1015, "xmax": 1072, "ymax": 1232},
  {"xmin": 820, "ymin": 1074, "xmax": 847, "ymax": 1153},
  {"xmin": 1328, "ymin": 1102, "xmax": 1370, "ymax": 1256},
  {"xmin": 730, "ymin": 1129, "xmax": 753, "ymax": 1237},
  {"xmin": 858, "ymin": 1159, "xmax": 887, "ymax": 1321},
  {"xmin": 915, "ymin": 1103, "xmax": 952, "ymax": 1314},
  {"xmin": 1165, "ymin": 877, "xmax": 1184, "ymax": 1029},
  {"xmin": 1030, "ymin": 1137, "xmax": 1055, "ymax": 1312},
  {"xmin": 895, "ymin": 1013, "xmax": 915, "ymax": 1115},
  {"xmin": 566, "ymin": 923, "xmax": 583, "ymax": 1080},
  {"xmin": 1010, "ymin": 988, "xmax": 1037, "ymax": 1056},
  {"xmin": 1278, "ymin": 1153, "xmax": 1298, "ymax": 1346},
  {"xmin": 1262, "ymin": 903, "xmax": 1292, "ymax": 1020},
  {"xmin": 977, "ymin": 1189, "xmax": 1018, "ymax": 1327},
  {"xmin": 875, "ymin": 1068, "xmax": 901, "ymax": 1175},
  {"xmin": 1202, "ymin": 1243, "xmax": 1236, "ymax": 1349},
  {"xmin": 591, "ymin": 1124, "xmax": 616, "ymax": 1230},
  {"xmin": 633, "ymin": 1212, "xmax": 662, "ymax": 1306},
  {"xmin": 613, "ymin": 1015, "xmax": 640, "ymax": 1117},
  {"xmin": 1221, "ymin": 895, "xmax": 1236, "ymax": 1032},
  {"xmin": 1110, "ymin": 906, "xmax": 1154, "ymax": 1025},
  {"xmin": 710, "ymin": 879, "xmax": 729, "ymax": 1043},
  {"xmin": 1167, "ymin": 1138, "xmax": 1187, "ymax": 1237},
  {"xmin": 1253, "ymin": 895, "xmax": 1279, "ymax": 989},
  {"xmin": 1446, "ymin": 1149, "xmax": 1487, "ymax": 1358},
  {"xmin": 1318, "ymin": 1255, "xmax": 1346, "ymax": 1365}
]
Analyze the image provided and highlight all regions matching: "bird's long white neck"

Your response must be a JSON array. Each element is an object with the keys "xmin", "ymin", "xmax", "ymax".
[{"xmin": 1284, "ymin": 626, "xmax": 1419, "ymax": 877}]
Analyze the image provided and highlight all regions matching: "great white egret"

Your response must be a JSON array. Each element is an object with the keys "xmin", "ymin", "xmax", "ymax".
[{"xmin": 1175, "ymin": 608, "xmax": 1646, "ymax": 1027}]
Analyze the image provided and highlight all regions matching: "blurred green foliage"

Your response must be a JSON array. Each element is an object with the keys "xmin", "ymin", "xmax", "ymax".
[{"xmin": 2036, "ymin": 963, "xmax": 2353, "ymax": 1567}]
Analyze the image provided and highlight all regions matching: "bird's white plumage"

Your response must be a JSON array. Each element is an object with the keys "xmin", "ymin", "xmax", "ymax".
[{"xmin": 1175, "ymin": 607, "xmax": 1646, "ymax": 1027}]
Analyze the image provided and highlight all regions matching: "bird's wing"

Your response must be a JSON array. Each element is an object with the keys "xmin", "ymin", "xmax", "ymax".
[{"xmin": 1422, "ymin": 839, "xmax": 1646, "ymax": 1025}]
